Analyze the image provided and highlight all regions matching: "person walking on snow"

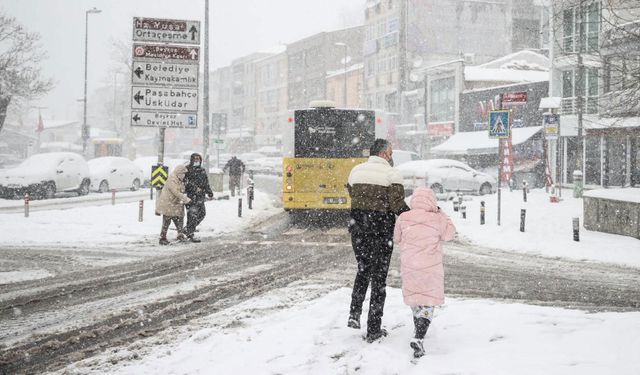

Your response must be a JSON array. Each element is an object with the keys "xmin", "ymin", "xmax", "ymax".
[
  {"xmin": 223, "ymin": 156, "xmax": 245, "ymax": 197},
  {"xmin": 184, "ymin": 153, "xmax": 213, "ymax": 243},
  {"xmin": 394, "ymin": 186, "xmax": 456, "ymax": 358},
  {"xmin": 346, "ymin": 138, "xmax": 410, "ymax": 343},
  {"xmin": 157, "ymin": 164, "xmax": 191, "ymax": 245}
]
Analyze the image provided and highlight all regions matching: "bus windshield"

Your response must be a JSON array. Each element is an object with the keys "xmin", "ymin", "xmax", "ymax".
[{"xmin": 294, "ymin": 109, "xmax": 375, "ymax": 158}]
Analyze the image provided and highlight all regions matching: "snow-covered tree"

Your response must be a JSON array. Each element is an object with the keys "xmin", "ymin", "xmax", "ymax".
[{"xmin": 0, "ymin": 11, "xmax": 53, "ymax": 133}]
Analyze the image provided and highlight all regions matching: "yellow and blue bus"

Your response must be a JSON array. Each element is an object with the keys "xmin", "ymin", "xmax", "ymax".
[{"xmin": 282, "ymin": 102, "xmax": 376, "ymax": 215}]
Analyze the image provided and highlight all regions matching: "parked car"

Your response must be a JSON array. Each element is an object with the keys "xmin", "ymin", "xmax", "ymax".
[
  {"xmin": 246, "ymin": 156, "xmax": 283, "ymax": 175},
  {"xmin": 0, "ymin": 152, "xmax": 90, "ymax": 199},
  {"xmin": 397, "ymin": 159, "xmax": 496, "ymax": 195},
  {"xmin": 88, "ymin": 157, "xmax": 144, "ymax": 192},
  {"xmin": 393, "ymin": 150, "xmax": 420, "ymax": 166}
]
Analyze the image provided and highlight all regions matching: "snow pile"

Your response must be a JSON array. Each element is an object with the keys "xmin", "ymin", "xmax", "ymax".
[
  {"xmin": 64, "ymin": 288, "xmax": 640, "ymax": 375},
  {"xmin": 439, "ymin": 189, "xmax": 640, "ymax": 267}
]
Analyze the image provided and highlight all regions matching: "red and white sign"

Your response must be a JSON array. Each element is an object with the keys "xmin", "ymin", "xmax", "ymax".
[
  {"xmin": 502, "ymin": 92, "xmax": 528, "ymax": 105},
  {"xmin": 428, "ymin": 122, "xmax": 454, "ymax": 137},
  {"xmin": 132, "ymin": 44, "xmax": 199, "ymax": 63}
]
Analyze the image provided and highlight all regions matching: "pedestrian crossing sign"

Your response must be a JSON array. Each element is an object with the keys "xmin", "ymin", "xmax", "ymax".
[
  {"xmin": 488, "ymin": 110, "xmax": 510, "ymax": 139},
  {"xmin": 151, "ymin": 164, "xmax": 169, "ymax": 188}
]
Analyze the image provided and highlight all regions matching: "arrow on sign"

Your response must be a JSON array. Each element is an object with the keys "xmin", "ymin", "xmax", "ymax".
[
  {"xmin": 132, "ymin": 114, "xmax": 141, "ymax": 123},
  {"xmin": 134, "ymin": 91, "xmax": 144, "ymax": 104},
  {"xmin": 134, "ymin": 66, "xmax": 144, "ymax": 79},
  {"xmin": 189, "ymin": 25, "xmax": 198, "ymax": 41},
  {"xmin": 189, "ymin": 49, "xmax": 198, "ymax": 60}
]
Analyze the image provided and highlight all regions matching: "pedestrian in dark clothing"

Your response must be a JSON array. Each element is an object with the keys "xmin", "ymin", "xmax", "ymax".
[
  {"xmin": 184, "ymin": 153, "xmax": 213, "ymax": 242},
  {"xmin": 346, "ymin": 138, "xmax": 410, "ymax": 343},
  {"xmin": 223, "ymin": 156, "xmax": 245, "ymax": 196}
]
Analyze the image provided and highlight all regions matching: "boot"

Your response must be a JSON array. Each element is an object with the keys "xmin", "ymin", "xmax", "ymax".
[
  {"xmin": 159, "ymin": 237, "xmax": 170, "ymax": 246},
  {"xmin": 176, "ymin": 234, "xmax": 187, "ymax": 242},
  {"xmin": 410, "ymin": 338, "xmax": 425, "ymax": 358},
  {"xmin": 347, "ymin": 314, "xmax": 360, "ymax": 329},
  {"xmin": 364, "ymin": 328, "xmax": 388, "ymax": 343},
  {"xmin": 414, "ymin": 317, "xmax": 431, "ymax": 340},
  {"xmin": 188, "ymin": 235, "xmax": 202, "ymax": 243}
]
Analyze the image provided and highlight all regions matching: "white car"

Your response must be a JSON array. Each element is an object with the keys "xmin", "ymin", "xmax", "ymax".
[
  {"xmin": 397, "ymin": 159, "xmax": 496, "ymax": 195},
  {"xmin": 0, "ymin": 152, "xmax": 90, "ymax": 199},
  {"xmin": 393, "ymin": 150, "xmax": 420, "ymax": 166},
  {"xmin": 88, "ymin": 157, "xmax": 144, "ymax": 193},
  {"xmin": 246, "ymin": 157, "xmax": 283, "ymax": 175}
]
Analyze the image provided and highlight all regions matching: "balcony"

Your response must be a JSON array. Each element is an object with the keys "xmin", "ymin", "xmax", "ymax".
[{"xmin": 561, "ymin": 96, "xmax": 599, "ymax": 115}]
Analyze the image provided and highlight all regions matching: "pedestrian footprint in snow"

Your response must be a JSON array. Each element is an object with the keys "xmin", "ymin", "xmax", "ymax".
[
  {"xmin": 156, "ymin": 164, "xmax": 191, "ymax": 245},
  {"xmin": 394, "ymin": 187, "xmax": 456, "ymax": 358}
]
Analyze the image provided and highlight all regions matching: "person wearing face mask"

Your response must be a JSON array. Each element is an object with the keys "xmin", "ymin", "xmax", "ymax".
[
  {"xmin": 346, "ymin": 138, "xmax": 410, "ymax": 343},
  {"xmin": 184, "ymin": 153, "xmax": 213, "ymax": 243}
]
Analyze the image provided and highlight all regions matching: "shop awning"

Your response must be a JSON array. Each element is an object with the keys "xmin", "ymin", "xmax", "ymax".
[{"xmin": 431, "ymin": 126, "xmax": 542, "ymax": 156}]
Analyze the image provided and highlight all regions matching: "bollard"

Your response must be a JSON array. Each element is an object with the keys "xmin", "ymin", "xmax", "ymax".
[
  {"xmin": 480, "ymin": 201, "xmax": 485, "ymax": 225},
  {"xmin": 24, "ymin": 193, "xmax": 29, "ymax": 218},
  {"xmin": 247, "ymin": 183, "xmax": 254, "ymax": 210},
  {"xmin": 238, "ymin": 198, "xmax": 242, "ymax": 218},
  {"xmin": 111, "ymin": 189, "xmax": 116, "ymax": 205},
  {"xmin": 150, "ymin": 187, "xmax": 154, "ymax": 201},
  {"xmin": 520, "ymin": 209, "xmax": 526, "ymax": 232},
  {"xmin": 453, "ymin": 199, "xmax": 459, "ymax": 212},
  {"xmin": 138, "ymin": 200, "xmax": 144, "ymax": 222},
  {"xmin": 522, "ymin": 181, "xmax": 528, "ymax": 202},
  {"xmin": 572, "ymin": 217, "xmax": 580, "ymax": 242},
  {"xmin": 461, "ymin": 205, "xmax": 466, "ymax": 219}
]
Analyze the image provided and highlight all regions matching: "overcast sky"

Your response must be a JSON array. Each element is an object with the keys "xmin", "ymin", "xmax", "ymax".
[{"xmin": 2, "ymin": 0, "xmax": 363, "ymax": 120}]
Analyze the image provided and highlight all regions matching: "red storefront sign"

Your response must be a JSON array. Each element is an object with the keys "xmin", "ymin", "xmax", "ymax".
[
  {"xmin": 502, "ymin": 92, "xmax": 528, "ymax": 105},
  {"xmin": 428, "ymin": 122, "xmax": 454, "ymax": 137}
]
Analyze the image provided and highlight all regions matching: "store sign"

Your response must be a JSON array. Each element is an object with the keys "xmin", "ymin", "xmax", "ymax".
[{"xmin": 543, "ymin": 113, "xmax": 560, "ymax": 140}]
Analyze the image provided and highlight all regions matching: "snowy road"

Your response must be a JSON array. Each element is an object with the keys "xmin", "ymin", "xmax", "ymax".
[{"xmin": 1, "ymin": 211, "xmax": 639, "ymax": 373}]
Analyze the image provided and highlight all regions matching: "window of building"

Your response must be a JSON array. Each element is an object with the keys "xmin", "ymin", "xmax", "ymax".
[
  {"xmin": 561, "ymin": 68, "xmax": 599, "ymax": 114},
  {"xmin": 562, "ymin": 2, "xmax": 601, "ymax": 54},
  {"xmin": 430, "ymin": 77, "xmax": 455, "ymax": 122},
  {"xmin": 388, "ymin": 0, "xmax": 393, "ymax": 10}
]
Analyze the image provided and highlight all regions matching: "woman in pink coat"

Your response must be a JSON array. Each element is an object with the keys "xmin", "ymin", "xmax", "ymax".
[{"xmin": 394, "ymin": 186, "xmax": 456, "ymax": 358}]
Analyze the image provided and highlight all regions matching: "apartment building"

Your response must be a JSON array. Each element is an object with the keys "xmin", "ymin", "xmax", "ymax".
[
  {"xmin": 550, "ymin": 0, "xmax": 640, "ymax": 187},
  {"xmin": 287, "ymin": 26, "xmax": 363, "ymax": 110},
  {"xmin": 255, "ymin": 49, "xmax": 288, "ymax": 148}
]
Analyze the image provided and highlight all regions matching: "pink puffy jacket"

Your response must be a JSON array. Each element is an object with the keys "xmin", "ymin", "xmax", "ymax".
[{"xmin": 394, "ymin": 187, "xmax": 456, "ymax": 306}]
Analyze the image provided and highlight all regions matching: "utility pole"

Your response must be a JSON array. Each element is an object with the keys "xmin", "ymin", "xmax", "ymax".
[
  {"xmin": 398, "ymin": 0, "xmax": 408, "ymax": 119},
  {"xmin": 203, "ymin": 0, "xmax": 211, "ymax": 170},
  {"xmin": 576, "ymin": 0, "xmax": 585, "ymax": 181}
]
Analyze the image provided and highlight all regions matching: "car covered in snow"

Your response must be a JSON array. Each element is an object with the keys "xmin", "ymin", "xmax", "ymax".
[
  {"xmin": 392, "ymin": 150, "xmax": 420, "ymax": 166},
  {"xmin": 245, "ymin": 156, "xmax": 283, "ymax": 175},
  {"xmin": 88, "ymin": 157, "xmax": 144, "ymax": 192},
  {"xmin": 397, "ymin": 158, "xmax": 496, "ymax": 195},
  {"xmin": 0, "ymin": 152, "xmax": 91, "ymax": 199}
]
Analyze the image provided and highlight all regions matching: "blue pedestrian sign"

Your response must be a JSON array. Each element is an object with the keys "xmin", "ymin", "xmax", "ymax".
[{"xmin": 488, "ymin": 110, "xmax": 510, "ymax": 139}]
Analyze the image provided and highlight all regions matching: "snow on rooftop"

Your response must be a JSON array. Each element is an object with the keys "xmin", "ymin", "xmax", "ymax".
[
  {"xmin": 41, "ymin": 120, "xmax": 80, "ymax": 130},
  {"xmin": 583, "ymin": 188, "xmax": 640, "ymax": 204},
  {"xmin": 464, "ymin": 67, "xmax": 549, "ymax": 83},
  {"xmin": 431, "ymin": 126, "xmax": 542, "ymax": 155},
  {"xmin": 326, "ymin": 63, "xmax": 364, "ymax": 78},
  {"xmin": 477, "ymin": 50, "xmax": 550, "ymax": 70}
]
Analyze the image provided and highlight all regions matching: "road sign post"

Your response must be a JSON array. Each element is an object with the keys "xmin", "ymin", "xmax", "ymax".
[{"xmin": 131, "ymin": 16, "xmax": 201, "ymax": 169}]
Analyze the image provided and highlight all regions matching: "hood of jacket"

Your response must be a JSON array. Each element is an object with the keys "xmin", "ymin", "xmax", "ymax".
[
  {"xmin": 410, "ymin": 186, "xmax": 438, "ymax": 213},
  {"xmin": 171, "ymin": 164, "xmax": 188, "ymax": 181}
]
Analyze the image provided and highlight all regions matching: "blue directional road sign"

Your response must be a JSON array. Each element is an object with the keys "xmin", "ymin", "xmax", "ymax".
[{"xmin": 488, "ymin": 110, "xmax": 511, "ymax": 139}]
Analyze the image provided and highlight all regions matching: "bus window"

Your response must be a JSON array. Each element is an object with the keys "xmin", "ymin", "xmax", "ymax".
[{"xmin": 294, "ymin": 109, "xmax": 375, "ymax": 158}]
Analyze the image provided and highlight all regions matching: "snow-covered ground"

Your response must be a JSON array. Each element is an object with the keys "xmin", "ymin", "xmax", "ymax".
[
  {"xmin": 437, "ymin": 188, "xmax": 640, "ymax": 268},
  {"xmin": 60, "ymin": 287, "xmax": 640, "ymax": 375},
  {"xmin": 0, "ymin": 190, "xmax": 280, "ymax": 284},
  {"xmin": 0, "ymin": 190, "xmax": 278, "ymax": 246}
]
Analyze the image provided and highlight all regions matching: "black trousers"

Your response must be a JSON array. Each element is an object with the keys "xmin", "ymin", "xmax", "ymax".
[
  {"xmin": 185, "ymin": 202, "xmax": 206, "ymax": 236},
  {"xmin": 349, "ymin": 209, "xmax": 395, "ymax": 335}
]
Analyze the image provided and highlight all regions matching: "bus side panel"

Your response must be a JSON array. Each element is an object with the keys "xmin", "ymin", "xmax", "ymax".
[{"xmin": 282, "ymin": 157, "xmax": 366, "ymax": 210}]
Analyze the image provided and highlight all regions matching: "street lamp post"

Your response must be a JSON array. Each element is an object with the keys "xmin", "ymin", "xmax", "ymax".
[
  {"xmin": 82, "ymin": 7, "xmax": 101, "ymax": 156},
  {"xmin": 335, "ymin": 42, "xmax": 348, "ymax": 107}
]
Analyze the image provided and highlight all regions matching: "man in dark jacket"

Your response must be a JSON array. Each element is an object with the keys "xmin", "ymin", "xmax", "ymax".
[
  {"xmin": 184, "ymin": 153, "xmax": 213, "ymax": 242},
  {"xmin": 223, "ymin": 156, "xmax": 245, "ymax": 197},
  {"xmin": 346, "ymin": 138, "xmax": 410, "ymax": 343}
]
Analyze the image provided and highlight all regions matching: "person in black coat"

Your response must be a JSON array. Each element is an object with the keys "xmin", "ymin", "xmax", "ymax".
[
  {"xmin": 223, "ymin": 156, "xmax": 245, "ymax": 196},
  {"xmin": 184, "ymin": 153, "xmax": 213, "ymax": 242}
]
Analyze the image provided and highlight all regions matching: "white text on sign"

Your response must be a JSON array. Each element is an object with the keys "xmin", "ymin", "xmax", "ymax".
[
  {"xmin": 131, "ymin": 86, "xmax": 199, "ymax": 112},
  {"xmin": 131, "ymin": 61, "xmax": 198, "ymax": 87}
]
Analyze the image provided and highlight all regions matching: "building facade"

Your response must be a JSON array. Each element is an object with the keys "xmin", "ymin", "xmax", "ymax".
[
  {"xmin": 287, "ymin": 26, "xmax": 363, "ymax": 110},
  {"xmin": 255, "ymin": 50, "xmax": 288, "ymax": 148},
  {"xmin": 326, "ymin": 63, "xmax": 364, "ymax": 108},
  {"xmin": 550, "ymin": 0, "xmax": 640, "ymax": 187}
]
